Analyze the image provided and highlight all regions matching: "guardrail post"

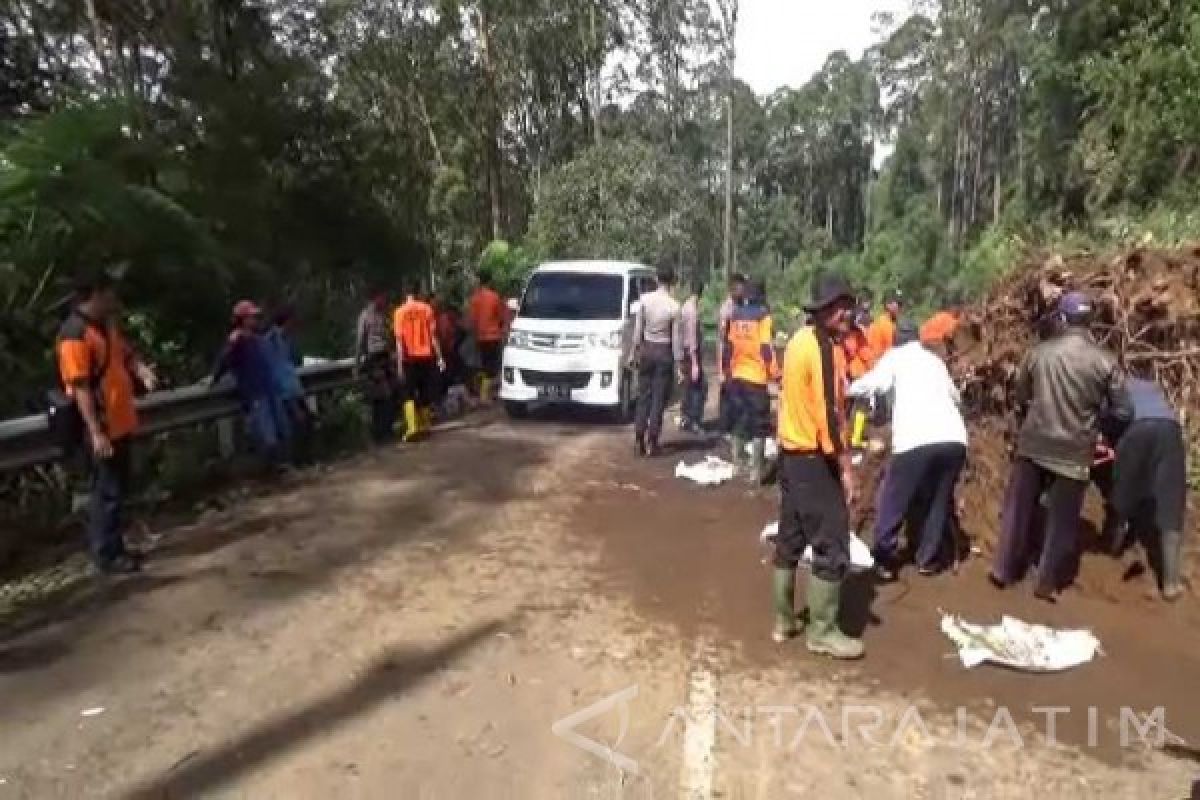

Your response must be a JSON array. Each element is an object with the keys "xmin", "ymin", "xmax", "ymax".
[{"xmin": 216, "ymin": 417, "xmax": 237, "ymax": 459}]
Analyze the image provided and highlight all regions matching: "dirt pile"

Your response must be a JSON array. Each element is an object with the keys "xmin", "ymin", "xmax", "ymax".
[
  {"xmin": 945, "ymin": 244, "xmax": 1200, "ymax": 594},
  {"xmin": 953, "ymin": 245, "xmax": 1200, "ymax": 420}
]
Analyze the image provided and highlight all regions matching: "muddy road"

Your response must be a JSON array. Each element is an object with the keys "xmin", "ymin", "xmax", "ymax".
[{"xmin": 0, "ymin": 412, "xmax": 1197, "ymax": 798}]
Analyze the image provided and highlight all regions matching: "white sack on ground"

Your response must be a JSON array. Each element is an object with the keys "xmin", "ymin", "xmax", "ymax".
[
  {"xmin": 940, "ymin": 613, "xmax": 1101, "ymax": 671},
  {"xmin": 759, "ymin": 523, "xmax": 875, "ymax": 571},
  {"xmin": 675, "ymin": 456, "xmax": 736, "ymax": 486}
]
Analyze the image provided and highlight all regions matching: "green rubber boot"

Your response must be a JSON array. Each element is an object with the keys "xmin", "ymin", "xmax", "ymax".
[
  {"xmin": 748, "ymin": 438, "xmax": 766, "ymax": 486},
  {"xmin": 730, "ymin": 434, "xmax": 747, "ymax": 469},
  {"xmin": 1161, "ymin": 529, "xmax": 1185, "ymax": 602},
  {"xmin": 805, "ymin": 576, "xmax": 864, "ymax": 660},
  {"xmin": 772, "ymin": 568, "xmax": 799, "ymax": 642}
]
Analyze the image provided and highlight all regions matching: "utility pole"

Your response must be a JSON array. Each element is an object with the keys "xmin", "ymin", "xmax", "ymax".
[{"xmin": 718, "ymin": 0, "xmax": 739, "ymax": 282}]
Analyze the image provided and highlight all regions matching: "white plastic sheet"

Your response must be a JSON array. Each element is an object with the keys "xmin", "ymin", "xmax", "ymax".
[
  {"xmin": 759, "ymin": 522, "xmax": 875, "ymax": 571},
  {"xmin": 940, "ymin": 613, "xmax": 1101, "ymax": 671},
  {"xmin": 675, "ymin": 456, "xmax": 736, "ymax": 486}
]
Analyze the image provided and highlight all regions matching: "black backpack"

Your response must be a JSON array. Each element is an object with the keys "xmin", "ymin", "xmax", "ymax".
[{"xmin": 47, "ymin": 321, "xmax": 111, "ymax": 454}]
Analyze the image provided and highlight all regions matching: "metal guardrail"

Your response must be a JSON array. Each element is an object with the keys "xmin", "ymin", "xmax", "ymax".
[{"xmin": 0, "ymin": 359, "xmax": 357, "ymax": 473}]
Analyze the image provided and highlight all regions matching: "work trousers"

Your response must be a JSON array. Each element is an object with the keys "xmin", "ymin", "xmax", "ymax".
[
  {"xmin": 992, "ymin": 457, "xmax": 1087, "ymax": 591},
  {"xmin": 362, "ymin": 352, "xmax": 397, "ymax": 443},
  {"xmin": 730, "ymin": 379, "xmax": 771, "ymax": 440},
  {"xmin": 1093, "ymin": 418, "xmax": 1186, "ymax": 536},
  {"xmin": 873, "ymin": 442, "xmax": 966, "ymax": 568},
  {"xmin": 717, "ymin": 382, "xmax": 735, "ymax": 433},
  {"xmin": 87, "ymin": 438, "xmax": 132, "ymax": 565},
  {"xmin": 775, "ymin": 452, "xmax": 850, "ymax": 582},
  {"xmin": 403, "ymin": 358, "xmax": 440, "ymax": 409},
  {"xmin": 681, "ymin": 361, "xmax": 707, "ymax": 427},
  {"xmin": 635, "ymin": 343, "xmax": 675, "ymax": 442}
]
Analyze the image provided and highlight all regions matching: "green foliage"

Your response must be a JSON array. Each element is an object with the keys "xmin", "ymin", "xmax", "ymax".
[
  {"xmin": 528, "ymin": 138, "xmax": 710, "ymax": 268},
  {"xmin": 478, "ymin": 239, "xmax": 539, "ymax": 295}
]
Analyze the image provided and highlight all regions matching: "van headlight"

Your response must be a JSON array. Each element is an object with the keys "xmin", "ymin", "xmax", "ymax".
[
  {"xmin": 587, "ymin": 331, "xmax": 623, "ymax": 350},
  {"xmin": 508, "ymin": 330, "xmax": 531, "ymax": 349}
]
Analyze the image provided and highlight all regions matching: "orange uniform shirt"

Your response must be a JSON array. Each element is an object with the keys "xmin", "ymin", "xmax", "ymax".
[
  {"xmin": 920, "ymin": 311, "xmax": 959, "ymax": 346},
  {"xmin": 778, "ymin": 326, "xmax": 848, "ymax": 455},
  {"xmin": 726, "ymin": 306, "xmax": 776, "ymax": 385},
  {"xmin": 468, "ymin": 287, "xmax": 507, "ymax": 344},
  {"xmin": 842, "ymin": 326, "xmax": 875, "ymax": 380},
  {"xmin": 56, "ymin": 312, "xmax": 139, "ymax": 440},
  {"xmin": 866, "ymin": 313, "xmax": 896, "ymax": 357},
  {"xmin": 394, "ymin": 299, "xmax": 436, "ymax": 360}
]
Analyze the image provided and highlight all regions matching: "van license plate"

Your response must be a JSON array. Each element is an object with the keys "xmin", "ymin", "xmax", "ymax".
[{"xmin": 537, "ymin": 385, "xmax": 571, "ymax": 400}]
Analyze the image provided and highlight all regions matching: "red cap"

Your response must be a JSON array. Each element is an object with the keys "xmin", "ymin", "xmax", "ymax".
[{"xmin": 232, "ymin": 300, "xmax": 262, "ymax": 320}]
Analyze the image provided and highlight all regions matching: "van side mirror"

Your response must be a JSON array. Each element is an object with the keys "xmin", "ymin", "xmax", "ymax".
[
  {"xmin": 628, "ymin": 300, "xmax": 641, "ymax": 317},
  {"xmin": 506, "ymin": 297, "xmax": 519, "ymax": 312}
]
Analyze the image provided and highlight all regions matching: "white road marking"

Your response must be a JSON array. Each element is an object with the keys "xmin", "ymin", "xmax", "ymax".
[{"xmin": 679, "ymin": 640, "xmax": 718, "ymax": 800}]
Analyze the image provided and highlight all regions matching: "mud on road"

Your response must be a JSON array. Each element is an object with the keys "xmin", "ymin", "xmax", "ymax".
[{"xmin": 1, "ymin": 413, "xmax": 1198, "ymax": 798}]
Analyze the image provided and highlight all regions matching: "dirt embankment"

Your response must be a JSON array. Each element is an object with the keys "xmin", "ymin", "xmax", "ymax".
[{"xmin": 948, "ymin": 245, "xmax": 1200, "ymax": 595}]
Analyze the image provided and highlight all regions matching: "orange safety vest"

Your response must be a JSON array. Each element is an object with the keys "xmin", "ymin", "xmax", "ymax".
[
  {"xmin": 726, "ymin": 304, "xmax": 776, "ymax": 385},
  {"xmin": 842, "ymin": 326, "xmax": 875, "ymax": 380},
  {"xmin": 866, "ymin": 313, "xmax": 896, "ymax": 357},
  {"xmin": 920, "ymin": 311, "xmax": 959, "ymax": 346}
]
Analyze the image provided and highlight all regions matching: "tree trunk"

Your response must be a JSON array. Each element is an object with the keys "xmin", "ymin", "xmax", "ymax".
[
  {"xmin": 477, "ymin": 4, "xmax": 502, "ymax": 241},
  {"xmin": 414, "ymin": 88, "xmax": 446, "ymax": 168},
  {"xmin": 589, "ymin": 3, "xmax": 602, "ymax": 145},
  {"xmin": 83, "ymin": 0, "xmax": 112, "ymax": 91},
  {"xmin": 721, "ymin": 93, "xmax": 734, "ymax": 276}
]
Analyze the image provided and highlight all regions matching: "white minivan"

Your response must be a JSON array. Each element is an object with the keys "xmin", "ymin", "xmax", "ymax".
[{"xmin": 500, "ymin": 260, "xmax": 657, "ymax": 419}]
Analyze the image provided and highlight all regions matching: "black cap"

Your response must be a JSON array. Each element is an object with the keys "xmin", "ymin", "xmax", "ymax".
[{"xmin": 804, "ymin": 273, "xmax": 856, "ymax": 313}]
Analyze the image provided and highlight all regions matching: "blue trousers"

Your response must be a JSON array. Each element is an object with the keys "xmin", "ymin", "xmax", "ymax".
[
  {"xmin": 874, "ymin": 442, "xmax": 966, "ymax": 568},
  {"xmin": 246, "ymin": 393, "xmax": 292, "ymax": 461},
  {"xmin": 87, "ymin": 439, "xmax": 132, "ymax": 565}
]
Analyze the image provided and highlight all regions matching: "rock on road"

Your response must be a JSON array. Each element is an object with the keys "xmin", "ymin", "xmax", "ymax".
[{"xmin": 0, "ymin": 412, "xmax": 1196, "ymax": 798}]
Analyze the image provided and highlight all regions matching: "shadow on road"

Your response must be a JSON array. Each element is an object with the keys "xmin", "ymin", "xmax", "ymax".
[
  {"xmin": 0, "ymin": 429, "xmax": 550, "ymax": 693},
  {"xmin": 124, "ymin": 618, "xmax": 509, "ymax": 799}
]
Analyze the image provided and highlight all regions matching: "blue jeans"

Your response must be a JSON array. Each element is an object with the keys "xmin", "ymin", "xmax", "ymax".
[
  {"xmin": 246, "ymin": 394, "xmax": 292, "ymax": 461},
  {"xmin": 88, "ymin": 438, "xmax": 132, "ymax": 565}
]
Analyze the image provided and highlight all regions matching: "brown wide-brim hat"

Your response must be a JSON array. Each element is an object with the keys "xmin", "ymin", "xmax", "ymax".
[{"xmin": 803, "ymin": 273, "xmax": 856, "ymax": 313}]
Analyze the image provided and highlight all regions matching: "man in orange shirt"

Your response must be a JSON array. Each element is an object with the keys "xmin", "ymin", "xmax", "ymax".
[
  {"xmin": 395, "ymin": 285, "xmax": 445, "ymax": 441},
  {"xmin": 920, "ymin": 293, "xmax": 964, "ymax": 350},
  {"xmin": 771, "ymin": 272, "xmax": 863, "ymax": 659},
  {"xmin": 867, "ymin": 289, "xmax": 902, "ymax": 356},
  {"xmin": 724, "ymin": 280, "xmax": 776, "ymax": 484},
  {"xmin": 468, "ymin": 270, "xmax": 508, "ymax": 404},
  {"xmin": 56, "ymin": 273, "xmax": 154, "ymax": 574}
]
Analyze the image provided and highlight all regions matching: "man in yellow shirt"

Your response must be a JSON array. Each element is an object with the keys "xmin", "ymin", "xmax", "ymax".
[{"xmin": 772, "ymin": 272, "xmax": 863, "ymax": 659}]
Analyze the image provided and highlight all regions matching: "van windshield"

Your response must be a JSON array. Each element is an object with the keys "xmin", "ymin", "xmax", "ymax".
[{"xmin": 520, "ymin": 272, "xmax": 624, "ymax": 320}]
